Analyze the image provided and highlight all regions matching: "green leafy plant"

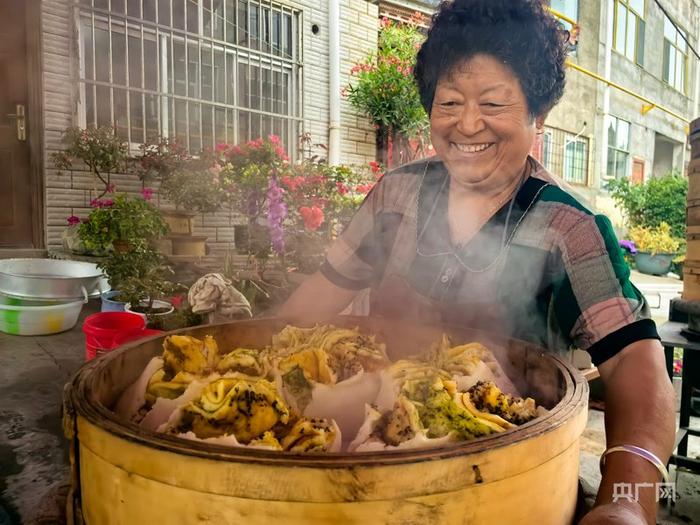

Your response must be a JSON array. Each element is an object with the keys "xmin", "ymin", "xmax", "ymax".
[
  {"xmin": 98, "ymin": 247, "xmax": 165, "ymax": 290},
  {"xmin": 78, "ymin": 193, "xmax": 168, "ymax": 253},
  {"xmin": 345, "ymin": 15, "xmax": 429, "ymax": 166},
  {"xmin": 117, "ymin": 258, "xmax": 184, "ymax": 313},
  {"xmin": 51, "ymin": 126, "xmax": 129, "ymax": 198},
  {"xmin": 159, "ymin": 163, "xmax": 226, "ymax": 214},
  {"xmin": 606, "ymin": 173, "xmax": 688, "ymax": 239},
  {"xmin": 137, "ymin": 137, "xmax": 190, "ymax": 184},
  {"xmin": 281, "ymin": 159, "xmax": 381, "ymax": 273},
  {"xmin": 628, "ymin": 223, "xmax": 681, "ymax": 255}
]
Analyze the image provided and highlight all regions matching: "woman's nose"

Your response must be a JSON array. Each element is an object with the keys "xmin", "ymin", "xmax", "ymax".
[{"xmin": 456, "ymin": 104, "xmax": 486, "ymax": 136}]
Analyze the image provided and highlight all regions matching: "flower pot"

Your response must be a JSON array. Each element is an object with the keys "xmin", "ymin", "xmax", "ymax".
[
  {"xmin": 101, "ymin": 290, "xmax": 127, "ymax": 312},
  {"xmin": 162, "ymin": 210, "xmax": 197, "ymax": 236},
  {"xmin": 113, "ymin": 240, "xmax": 132, "ymax": 253},
  {"xmin": 634, "ymin": 252, "xmax": 675, "ymax": 276},
  {"xmin": 169, "ymin": 235, "xmax": 207, "ymax": 256},
  {"xmin": 124, "ymin": 299, "xmax": 174, "ymax": 321}
]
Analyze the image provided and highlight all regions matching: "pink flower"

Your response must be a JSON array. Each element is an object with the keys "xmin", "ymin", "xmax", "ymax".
[
  {"xmin": 336, "ymin": 182, "xmax": 348, "ymax": 195},
  {"xmin": 106, "ymin": 183, "xmax": 116, "ymax": 193},
  {"xmin": 90, "ymin": 198, "xmax": 114, "ymax": 208},
  {"xmin": 268, "ymin": 134, "xmax": 281, "ymax": 145},
  {"xmin": 67, "ymin": 215, "xmax": 80, "ymax": 226},
  {"xmin": 140, "ymin": 187, "xmax": 154, "ymax": 201},
  {"xmin": 215, "ymin": 143, "xmax": 229, "ymax": 153},
  {"xmin": 208, "ymin": 164, "xmax": 222, "ymax": 176}
]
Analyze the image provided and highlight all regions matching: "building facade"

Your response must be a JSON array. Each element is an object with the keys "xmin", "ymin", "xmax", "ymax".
[
  {"xmin": 1, "ymin": 0, "xmax": 380, "ymax": 253},
  {"xmin": 543, "ymin": 0, "xmax": 700, "ymax": 224}
]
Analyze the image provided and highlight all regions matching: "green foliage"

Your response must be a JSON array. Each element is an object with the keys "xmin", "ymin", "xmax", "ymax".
[
  {"xmin": 51, "ymin": 126, "xmax": 129, "ymax": 197},
  {"xmin": 115, "ymin": 252, "xmax": 184, "ymax": 311},
  {"xmin": 606, "ymin": 172, "xmax": 687, "ymax": 239},
  {"xmin": 98, "ymin": 247, "xmax": 164, "ymax": 290},
  {"xmin": 137, "ymin": 137, "xmax": 190, "ymax": 183},
  {"xmin": 345, "ymin": 17, "xmax": 429, "ymax": 144},
  {"xmin": 78, "ymin": 193, "xmax": 168, "ymax": 252},
  {"xmin": 159, "ymin": 164, "xmax": 226, "ymax": 214}
]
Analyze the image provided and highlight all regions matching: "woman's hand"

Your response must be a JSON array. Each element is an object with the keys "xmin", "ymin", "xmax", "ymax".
[{"xmin": 579, "ymin": 502, "xmax": 648, "ymax": 525}]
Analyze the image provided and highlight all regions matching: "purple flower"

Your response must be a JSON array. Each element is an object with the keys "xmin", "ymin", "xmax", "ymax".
[
  {"xmin": 267, "ymin": 177, "xmax": 287, "ymax": 256},
  {"xmin": 141, "ymin": 187, "xmax": 154, "ymax": 201},
  {"xmin": 619, "ymin": 240, "xmax": 637, "ymax": 255},
  {"xmin": 67, "ymin": 215, "xmax": 80, "ymax": 226}
]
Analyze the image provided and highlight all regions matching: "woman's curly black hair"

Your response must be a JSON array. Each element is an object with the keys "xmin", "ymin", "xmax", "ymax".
[{"xmin": 414, "ymin": 0, "xmax": 569, "ymax": 119}]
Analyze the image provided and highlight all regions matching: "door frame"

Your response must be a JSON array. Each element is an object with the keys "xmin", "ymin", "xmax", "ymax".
[{"xmin": 24, "ymin": 0, "xmax": 44, "ymax": 248}]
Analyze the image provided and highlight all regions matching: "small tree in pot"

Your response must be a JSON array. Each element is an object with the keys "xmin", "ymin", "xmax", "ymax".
[{"xmin": 51, "ymin": 126, "xmax": 129, "ymax": 199}]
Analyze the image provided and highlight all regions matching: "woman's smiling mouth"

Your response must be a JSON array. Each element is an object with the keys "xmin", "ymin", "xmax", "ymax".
[{"xmin": 451, "ymin": 142, "xmax": 494, "ymax": 154}]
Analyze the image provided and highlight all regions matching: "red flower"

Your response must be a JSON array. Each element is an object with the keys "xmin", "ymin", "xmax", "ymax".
[
  {"xmin": 356, "ymin": 183, "xmax": 375, "ymax": 194},
  {"xmin": 215, "ymin": 143, "xmax": 229, "ymax": 153},
  {"xmin": 66, "ymin": 215, "xmax": 80, "ymax": 226},
  {"xmin": 336, "ymin": 182, "xmax": 348, "ymax": 195},
  {"xmin": 299, "ymin": 206, "xmax": 324, "ymax": 231}
]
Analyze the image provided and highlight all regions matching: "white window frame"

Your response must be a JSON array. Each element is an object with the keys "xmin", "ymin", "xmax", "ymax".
[
  {"xmin": 662, "ymin": 15, "xmax": 688, "ymax": 94},
  {"xmin": 76, "ymin": 0, "xmax": 303, "ymax": 157},
  {"xmin": 606, "ymin": 115, "xmax": 631, "ymax": 180}
]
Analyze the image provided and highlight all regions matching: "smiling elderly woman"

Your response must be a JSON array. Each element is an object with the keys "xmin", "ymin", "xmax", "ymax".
[{"xmin": 278, "ymin": 1, "xmax": 675, "ymax": 523}]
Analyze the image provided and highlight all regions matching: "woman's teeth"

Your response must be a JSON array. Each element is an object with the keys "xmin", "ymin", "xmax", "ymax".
[{"xmin": 453, "ymin": 143, "xmax": 492, "ymax": 153}]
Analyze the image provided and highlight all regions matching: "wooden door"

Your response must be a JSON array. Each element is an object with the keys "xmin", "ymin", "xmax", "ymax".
[
  {"xmin": 0, "ymin": 0, "xmax": 34, "ymax": 247},
  {"xmin": 632, "ymin": 158, "xmax": 645, "ymax": 184}
]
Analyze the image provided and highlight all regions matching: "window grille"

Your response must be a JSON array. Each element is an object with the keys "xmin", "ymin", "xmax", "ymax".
[{"xmin": 77, "ymin": 0, "xmax": 303, "ymax": 156}]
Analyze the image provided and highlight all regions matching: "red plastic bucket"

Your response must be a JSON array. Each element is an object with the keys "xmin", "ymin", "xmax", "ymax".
[{"xmin": 82, "ymin": 312, "xmax": 161, "ymax": 361}]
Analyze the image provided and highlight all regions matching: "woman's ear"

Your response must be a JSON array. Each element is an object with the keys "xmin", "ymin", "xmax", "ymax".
[{"xmin": 535, "ymin": 114, "xmax": 547, "ymax": 133}]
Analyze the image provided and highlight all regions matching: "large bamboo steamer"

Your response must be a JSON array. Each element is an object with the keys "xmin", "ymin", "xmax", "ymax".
[{"xmin": 63, "ymin": 316, "xmax": 588, "ymax": 525}]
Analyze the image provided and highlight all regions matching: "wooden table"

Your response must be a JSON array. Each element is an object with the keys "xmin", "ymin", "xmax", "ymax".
[{"xmin": 659, "ymin": 321, "xmax": 700, "ymax": 472}]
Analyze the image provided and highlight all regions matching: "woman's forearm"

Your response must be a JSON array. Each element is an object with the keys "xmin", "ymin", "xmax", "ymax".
[
  {"xmin": 275, "ymin": 271, "xmax": 359, "ymax": 324},
  {"xmin": 596, "ymin": 339, "xmax": 676, "ymax": 523}
]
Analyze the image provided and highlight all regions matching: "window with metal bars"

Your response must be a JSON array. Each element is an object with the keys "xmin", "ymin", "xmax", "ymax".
[
  {"xmin": 76, "ymin": 0, "xmax": 303, "ymax": 157},
  {"xmin": 539, "ymin": 126, "xmax": 590, "ymax": 185}
]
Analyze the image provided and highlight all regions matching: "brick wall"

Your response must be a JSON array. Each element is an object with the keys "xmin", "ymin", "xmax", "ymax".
[{"xmin": 40, "ymin": 0, "xmax": 378, "ymax": 251}]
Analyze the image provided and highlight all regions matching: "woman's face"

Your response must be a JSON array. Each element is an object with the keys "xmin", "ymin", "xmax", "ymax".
[{"xmin": 430, "ymin": 54, "xmax": 539, "ymax": 192}]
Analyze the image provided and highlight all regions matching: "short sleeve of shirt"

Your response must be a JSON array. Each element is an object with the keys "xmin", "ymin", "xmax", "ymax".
[
  {"xmin": 320, "ymin": 181, "xmax": 385, "ymax": 290},
  {"xmin": 551, "ymin": 212, "xmax": 659, "ymax": 366}
]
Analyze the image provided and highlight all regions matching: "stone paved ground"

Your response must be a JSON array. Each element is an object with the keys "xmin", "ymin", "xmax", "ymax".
[{"xmin": 0, "ymin": 298, "xmax": 698, "ymax": 524}]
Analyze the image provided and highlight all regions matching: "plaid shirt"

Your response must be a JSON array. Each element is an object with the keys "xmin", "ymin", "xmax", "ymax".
[{"xmin": 321, "ymin": 156, "xmax": 658, "ymax": 365}]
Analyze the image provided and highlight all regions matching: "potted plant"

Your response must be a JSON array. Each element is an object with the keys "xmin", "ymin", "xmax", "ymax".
[
  {"xmin": 78, "ymin": 193, "xmax": 168, "ymax": 254},
  {"xmin": 137, "ymin": 138, "xmax": 195, "ymax": 235},
  {"xmin": 627, "ymin": 223, "xmax": 682, "ymax": 276},
  {"xmin": 158, "ymin": 162, "xmax": 226, "ymax": 255},
  {"xmin": 96, "ymin": 248, "xmax": 164, "ymax": 312},
  {"xmin": 51, "ymin": 126, "xmax": 129, "ymax": 199},
  {"xmin": 119, "ymin": 260, "xmax": 184, "ymax": 322}
]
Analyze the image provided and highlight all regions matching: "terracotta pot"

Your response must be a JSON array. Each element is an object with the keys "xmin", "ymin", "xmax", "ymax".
[{"xmin": 113, "ymin": 240, "xmax": 132, "ymax": 254}]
